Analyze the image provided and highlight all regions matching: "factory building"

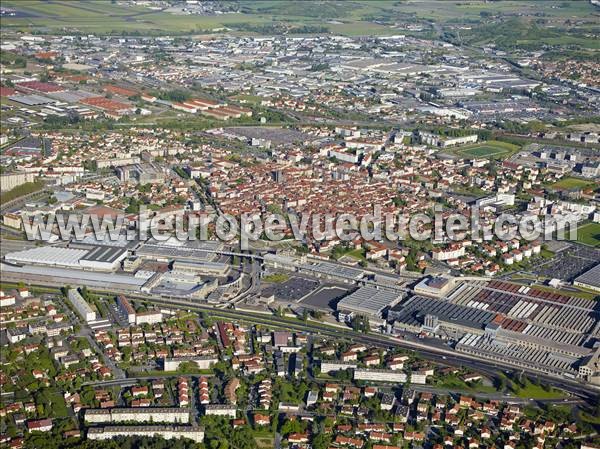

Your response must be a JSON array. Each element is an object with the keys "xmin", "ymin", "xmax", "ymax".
[
  {"xmin": 171, "ymin": 260, "xmax": 230, "ymax": 277},
  {"xmin": 573, "ymin": 264, "xmax": 600, "ymax": 293},
  {"xmin": 263, "ymin": 253, "xmax": 366, "ymax": 284},
  {"xmin": 4, "ymin": 245, "xmax": 126, "ymax": 272},
  {"xmin": 389, "ymin": 295, "xmax": 496, "ymax": 338},
  {"xmin": 5, "ymin": 246, "xmax": 89, "ymax": 268},
  {"xmin": 337, "ymin": 287, "xmax": 404, "ymax": 319},
  {"xmin": 404, "ymin": 279, "xmax": 600, "ymax": 379},
  {"xmin": 578, "ymin": 346, "xmax": 600, "ymax": 384},
  {"xmin": 413, "ymin": 277, "xmax": 456, "ymax": 298},
  {"xmin": 79, "ymin": 246, "xmax": 128, "ymax": 271}
]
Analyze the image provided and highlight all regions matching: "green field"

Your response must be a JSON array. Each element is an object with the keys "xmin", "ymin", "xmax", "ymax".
[
  {"xmin": 0, "ymin": 0, "xmax": 394, "ymax": 35},
  {"xmin": 262, "ymin": 273, "xmax": 290, "ymax": 283},
  {"xmin": 549, "ymin": 177, "xmax": 597, "ymax": 191},
  {"xmin": 577, "ymin": 222, "xmax": 600, "ymax": 247},
  {"xmin": 2, "ymin": 0, "xmax": 597, "ymax": 38},
  {"xmin": 255, "ymin": 436, "xmax": 275, "ymax": 449},
  {"xmin": 455, "ymin": 141, "xmax": 519, "ymax": 159},
  {"xmin": 512, "ymin": 380, "xmax": 566, "ymax": 400}
]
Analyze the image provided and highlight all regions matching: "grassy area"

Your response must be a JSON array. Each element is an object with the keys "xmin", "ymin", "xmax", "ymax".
[
  {"xmin": 254, "ymin": 436, "xmax": 275, "ymax": 449},
  {"xmin": 512, "ymin": 379, "xmax": 566, "ymax": 400},
  {"xmin": 576, "ymin": 222, "xmax": 600, "ymax": 247},
  {"xmin": 262, "ymin": 273, "xmax": 290, "ymax": 283},
  {"xmin": 549, "ymin": 177, "xmax": 597, "ymax": 191},
  {"xmin": 579, "ymin": 410, "xmax": 600, "ymax": 425},
  {"xmin": 231, "ymin": 94, "xmax": 264, "ymax": 105},
  {"xmin": 4, "ymin": 0, "xmax": 595, "ymax": 38},
  {"xmin": 530, "ymin": 284, "xmax": 598, "ymax": 301},
  {"xmin": 1, "ymin": 0, "xmax": 276, "ymax": 35},
  {"xmin": 0, "ymin": 181, "xmax": 45, "ymax": 204},
  {"xmin": 432, "ymin": 375, "xmax": 498, "ymax": 394},
  {"xmin": 455, "ymin": 140, "xmax": 520, "ymax": 159},
  {"xmin": 345, "ymin": 248, "xmax": 367, "ymax": 261}
]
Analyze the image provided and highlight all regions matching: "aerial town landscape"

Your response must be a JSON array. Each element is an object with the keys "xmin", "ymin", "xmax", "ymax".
[{"xmin": 0, "ymin": 1, "xmax": 599, "ymax": 448}]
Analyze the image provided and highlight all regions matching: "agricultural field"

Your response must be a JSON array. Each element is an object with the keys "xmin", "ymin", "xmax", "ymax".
[
  {"xmin": 455, "ymin": 141, "xmax": 519, "ymax": 159},
  {"xmin": 1, "ymin": 0, "xmax": 274, "ymax": 35},
  {"xmin": 577, "ymin": 222, "xmax": 600, "ymax": 248},
  {"xmin": 2, "ymin": 0, "xmax": 596, "ymax": 38}
]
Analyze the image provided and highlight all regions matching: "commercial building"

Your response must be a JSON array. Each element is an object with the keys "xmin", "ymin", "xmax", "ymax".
[
  {"xmin": 67, "ymin": 288, "xmax": 96, "ymax": 322},
  {"xmin": 87, "ymin": 425, "xmax": 204, "ymax": 443}
]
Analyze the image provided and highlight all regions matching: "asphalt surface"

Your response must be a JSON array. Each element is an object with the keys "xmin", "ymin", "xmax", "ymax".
[{"xmin": 2, "ymin": 272, "xmax": 598, "ymax": 404}]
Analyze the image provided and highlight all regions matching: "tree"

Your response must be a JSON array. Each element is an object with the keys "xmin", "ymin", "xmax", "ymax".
[{"xmin": 313, "ymin": 433, "xmax": 332, "ymax": 449}]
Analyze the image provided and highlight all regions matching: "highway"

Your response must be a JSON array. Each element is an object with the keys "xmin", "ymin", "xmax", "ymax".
[{"xmin": 2, "ymin": 270, "xmax": 597, "ymax": 404}]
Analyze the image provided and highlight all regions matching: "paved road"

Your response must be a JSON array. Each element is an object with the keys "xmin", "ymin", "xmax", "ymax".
[
  {"xmin": 120, "ymin": 292, "xmax": 598, "ymax": 404},
  {"xmin": 55, "ymin": 295, "xmax": 126, "ymax": 380},
  {"xmin": 0, "ymin": 238, "xmax": 37, "ymax": 257},
  {"xmin": 3, "ymin": 275, "xmax": 597, "ymax": 404}
]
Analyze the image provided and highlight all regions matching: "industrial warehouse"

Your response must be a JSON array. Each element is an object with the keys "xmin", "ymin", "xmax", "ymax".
[
  {"xmin": 388, "ymin": 279, "xmax": 599, "ymax": 379},
  {"xmin": 337, "ymin": 286, "xmax": 405, "ymax": 322},
  {"xmin": 573, "ymin": 264, "xmax": 600, "ymax": 293},
  {"xmin": 1, "ymin": 239, "xmax": 238, "ymax": 301},
  {"xmin": 5, "ymin": 245, "xmax": 127, "ymax": 271}
]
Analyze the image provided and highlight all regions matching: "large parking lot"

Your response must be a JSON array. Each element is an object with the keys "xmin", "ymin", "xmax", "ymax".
[
  {"xmin": 299, "ymin": 285, "xmax": 350, "ymax": 311},
  {"xmin": 260, "ymin": 276, "xmax": 320, "ymax": 302},
  {"xmin": 533, "ymin": 243, "xmax": 600, "ymax": 281}
]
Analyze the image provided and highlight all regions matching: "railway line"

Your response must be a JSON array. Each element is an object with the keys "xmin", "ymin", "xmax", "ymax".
[{"xmin": 1, "ymin": 271, "xmax": 597, "ymax": 403}]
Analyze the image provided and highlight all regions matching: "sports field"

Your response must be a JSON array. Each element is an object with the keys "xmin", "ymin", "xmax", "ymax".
[
  {"xmin": 455, "ymin": 141, "xmax": 519, "ymax": 159},
  {"xmin": 577, "ymin": 223, "xmax": 600, "ymax": 248}
]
